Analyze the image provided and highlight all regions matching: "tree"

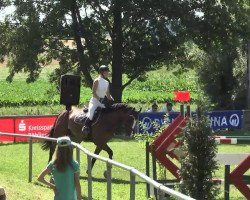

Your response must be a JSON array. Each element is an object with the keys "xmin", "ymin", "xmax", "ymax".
[
  {"xmin": 0, "ymin": 0, "xmax": 249, "ymax": 102},
  {"xmin": 179, "ymin": 102, "xmax": 219, "ymax": 199}
]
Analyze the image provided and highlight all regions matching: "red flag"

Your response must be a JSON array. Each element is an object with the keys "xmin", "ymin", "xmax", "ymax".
[{"xmin": 173, "ymin": 91, "xmax": 190, "ymax": 102}]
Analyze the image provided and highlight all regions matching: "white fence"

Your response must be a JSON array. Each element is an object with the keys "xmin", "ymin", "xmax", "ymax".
[{"xmin": 0, "ymin": 132, "xmax": 195, "ymax": 200}]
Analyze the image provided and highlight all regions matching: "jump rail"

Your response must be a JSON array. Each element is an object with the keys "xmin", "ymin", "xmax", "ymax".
[{"xmin": 0, "ymin": 132, "xmax": 195, "ymax": 200}]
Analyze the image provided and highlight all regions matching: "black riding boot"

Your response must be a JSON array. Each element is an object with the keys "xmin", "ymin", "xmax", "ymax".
[{"xmin": 82, "ymin": 118, "xmax": 92, "ymax": 135}]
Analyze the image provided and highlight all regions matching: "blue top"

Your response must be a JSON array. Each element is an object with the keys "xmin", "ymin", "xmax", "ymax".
[{"xmin": 47, "ymin": 160, "xmax": 80, "ymax": 200}]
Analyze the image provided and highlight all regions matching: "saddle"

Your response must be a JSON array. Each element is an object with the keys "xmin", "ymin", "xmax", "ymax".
[{"xmin": 74, "ymin": 107, "xmax": 102, "ymax": 125}]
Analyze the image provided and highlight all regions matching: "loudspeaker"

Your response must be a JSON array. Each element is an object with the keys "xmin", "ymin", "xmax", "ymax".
[{"xmin": 60, "ymin": 75, "xmax": 81, "ymax": 105}]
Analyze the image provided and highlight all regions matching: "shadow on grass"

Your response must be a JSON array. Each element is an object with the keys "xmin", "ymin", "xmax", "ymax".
[{"xmin": 80, "ymin": 176, "xmax": 144, "ymax": 184}]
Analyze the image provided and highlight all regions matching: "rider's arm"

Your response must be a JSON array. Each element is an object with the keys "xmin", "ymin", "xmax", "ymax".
[
  {"xmin": 92, "ymin": 79, "xmax": 99, "ymax": 100},
  {"xmin": 106, "ymin": 86, "xmax": 114, "ymax": 101}
]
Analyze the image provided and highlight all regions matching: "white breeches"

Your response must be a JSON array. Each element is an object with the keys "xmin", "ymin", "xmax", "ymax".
[{"xmin": 86, "ymin": 97, "xmax": 105, "ymax": 120}]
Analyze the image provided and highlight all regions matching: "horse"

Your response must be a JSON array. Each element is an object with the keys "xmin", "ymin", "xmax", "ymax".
[{"xmin": 42, "ymin": 103, "xmax": 141, "ymax": 170}]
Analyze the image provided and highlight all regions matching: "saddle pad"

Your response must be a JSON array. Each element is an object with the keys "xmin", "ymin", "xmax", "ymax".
[{"xmin": 74, "ymin": 112, "xmax": 86, "ymax": 124}]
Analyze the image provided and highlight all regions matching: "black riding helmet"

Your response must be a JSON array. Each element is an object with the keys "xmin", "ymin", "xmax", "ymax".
[{"xmin": 99, "ymin": 65, "xmax": 110, "ymax": 73}]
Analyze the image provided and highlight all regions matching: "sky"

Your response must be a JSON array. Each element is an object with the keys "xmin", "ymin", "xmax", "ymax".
[{"xmin": 0, "ymin": 5, "xmax": 15, "ymax": 21}]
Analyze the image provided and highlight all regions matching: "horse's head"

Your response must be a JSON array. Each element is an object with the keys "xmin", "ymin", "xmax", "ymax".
[{"xmin": 123, "ymin": 107, "xmax": 141, "ymax": 137}]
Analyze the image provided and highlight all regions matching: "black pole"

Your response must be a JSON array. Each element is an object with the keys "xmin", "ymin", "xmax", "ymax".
[
  {"xmin": 186, "ymin": 105, "xmax": 191, "ymax": 117},
  {"xmin": 152, "ymin": 144, "xmax": 158, "ymax": 200},
  {"xmin": 180, "ymin": 104, "xmax": 184, "ymax": 116},
  {"xmin": 66, "ymin": 104, "xmax": 72, "ymax": 111},
  {"xmin": 146, "ymin": 142, "xmax": 150, "ymax": 197}
]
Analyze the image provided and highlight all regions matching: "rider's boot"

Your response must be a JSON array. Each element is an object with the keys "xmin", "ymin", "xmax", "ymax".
[{"xmin": 82, "ymin": 118, "xmax": 92, "ymax": 136}]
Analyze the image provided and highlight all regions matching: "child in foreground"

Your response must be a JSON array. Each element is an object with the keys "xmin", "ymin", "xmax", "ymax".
[{"xmin": 38, "ymin": 136, "xmax": 82, "ymax": 200}]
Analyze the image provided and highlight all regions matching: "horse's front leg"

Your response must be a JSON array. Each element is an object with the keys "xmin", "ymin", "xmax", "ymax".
[{"xmin": 103, "ymin": 144, "xmax": 113, "ymax": 160}]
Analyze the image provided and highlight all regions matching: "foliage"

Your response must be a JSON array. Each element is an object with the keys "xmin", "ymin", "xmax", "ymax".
[
  {"xmin": 198, "ymin": 42, "xmax": 249, "ymax": 110},
  {"xmin": 0, "ymin": 67, "xmax": 198, "ymax": 107},
  {"xmin": 0, "ymin": 0, "xmax": 249, "ymax": 102},
  {"xmin": 179, "ymin": 103, "xmax": 219, "ymax": 199}
]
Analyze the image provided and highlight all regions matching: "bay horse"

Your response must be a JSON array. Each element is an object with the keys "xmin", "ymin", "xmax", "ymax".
[{"xmin": 42, "ymin": 103, "xmax": 140, "ymax": 169}]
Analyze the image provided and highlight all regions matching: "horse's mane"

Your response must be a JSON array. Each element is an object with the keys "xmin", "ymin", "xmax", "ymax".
[
  {"xmin": 102, "ymin": 103, "xmax": 131, "ymax": 113},
  {"xmin": 71, "ymin": 103, "xmax": 131, "ymax": 114}
]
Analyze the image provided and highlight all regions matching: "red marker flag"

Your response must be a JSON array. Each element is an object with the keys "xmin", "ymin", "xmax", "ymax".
[{"xmin": 173, "ymin": 91, "xmax": 190, "ymax": 102}]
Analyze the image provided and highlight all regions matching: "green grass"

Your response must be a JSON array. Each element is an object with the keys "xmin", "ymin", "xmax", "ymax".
[
  {"xmin": 0, "ymin": 140, "xmax": 250, "ymax": 200},
  {"xmin": 0, "ymin": 140, "xmax": 148, "ymax": 200}
]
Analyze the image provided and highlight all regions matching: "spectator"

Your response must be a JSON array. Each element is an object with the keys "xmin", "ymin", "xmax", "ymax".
[
  {"xmin": 162, "ymin": 101, "xmax": 174, "ymax": 113},
  {"xmin": 0, "ymin": 186, "xmax": 6, "ymax": 200},
  {"xmin": 38, "ymin": 136, "xmax": 82, "ymax": 200},
  {"xmin": 147, "ymin": 102, "xmax": 159, "ymax": 113}
]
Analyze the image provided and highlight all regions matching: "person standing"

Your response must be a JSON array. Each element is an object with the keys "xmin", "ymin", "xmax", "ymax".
[
  {"xmin": 147, "ymin": 101, "xmax": 159, "ymax": 113},
  {"xmin": 38, "ymin": 136, "xmax": 82, "ymax": 200},
  {"xmin": 0, "ymin": 186, "xmax": 6, "ymax": 200},
  {"xmin": 82, "ymin": 65, "xmax": 114, "ymax": 134},
  {"xmin": 162, "ymin": 101, "xmax": 174, "ymax": 113}
]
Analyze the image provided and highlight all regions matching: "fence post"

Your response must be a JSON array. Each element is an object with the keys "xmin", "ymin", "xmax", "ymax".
[
  {"xmin": 87, "ymin": 155, "xmax": 92, "ymax": 200},
  {"xmin": 146, "ymin": 142, "xmax": 150, "ymax": 197},
  {"xmin": 158, "ymin": 189, "xmax": 164, "ymax": 200},
  {"xmin": 180, "ymin": 104, "xmax": 185, "ymax": 116},
  {"xmin": 152, "ymin": 144, "xmax": 158, "ymax": 199},
  {"xmin": 130, "ymin": 170, "xmax": 136, "ymax": 200},
  {"xmin": 28, "ymin": 137, "xmax": 33, "ymax": 182},
  {"xmin": 224, "ymin": 165, "xmax": 230, "ymax": 200},
  {"xmin": 106, "ymin": 162, "xmax": 112, "ymax": 200}
]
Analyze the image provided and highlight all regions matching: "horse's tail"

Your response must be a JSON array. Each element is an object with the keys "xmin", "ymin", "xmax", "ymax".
[
  {"xmin": 41, "ymin": 116, "xmax": 57, "ymax": 151},
  {"xmin": 41, "ymin": 110, "xmax": 71, "ymax": 150}
]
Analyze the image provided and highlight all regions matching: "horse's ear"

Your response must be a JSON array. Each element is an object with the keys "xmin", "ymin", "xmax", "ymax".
[{"xmin": 138, "ymin": 108, "xmax": 142, "ymax": 113}]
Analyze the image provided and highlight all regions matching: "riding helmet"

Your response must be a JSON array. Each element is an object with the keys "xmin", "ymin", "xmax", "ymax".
[{"xmin": 99, "ymin": 65, "xmax": 110, "ymax": 73}]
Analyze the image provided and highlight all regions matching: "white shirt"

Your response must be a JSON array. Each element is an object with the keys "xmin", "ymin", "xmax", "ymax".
[{"xmin": 95, "ymin": 76, "xmax": 109, "ymax": 98}]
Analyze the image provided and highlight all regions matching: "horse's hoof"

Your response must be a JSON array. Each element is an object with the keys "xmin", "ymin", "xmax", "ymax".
[{"xmin": 49, "ymin": 177, "xmax": 54, "ymax": 184}]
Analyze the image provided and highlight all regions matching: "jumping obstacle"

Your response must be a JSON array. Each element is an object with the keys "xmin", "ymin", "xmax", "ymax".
[
  {"xmin": 215, "ymin": 136, "xmax": 250, "ymax": 200},
  {"xmin": 215, "ymin": 153, "xmax": 250, "ymax": 200},
  {"xmin": 145, "ymin": 105, "xmax": 250, "ymax": 200},
  {"xmin": 147, "ymin": 105, "xmax": 190, "ymax": 180},
  {"xmin": 146, "ymin": 105, "xmax": 190, "ymax": 198}
]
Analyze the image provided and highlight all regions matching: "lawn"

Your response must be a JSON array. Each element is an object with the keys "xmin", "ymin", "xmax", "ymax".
[{"xmin": 0, "ymin": 140, "xmax": 250, "ymax": 200}]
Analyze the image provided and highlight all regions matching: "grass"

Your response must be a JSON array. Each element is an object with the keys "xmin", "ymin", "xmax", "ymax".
[
  {"xmin": 0, "ymin": 140, "xmax": 148, "ymax": 200},
  {"xmin": 0, "ymin": 140, "xmax": 250, "ymax": 200}
]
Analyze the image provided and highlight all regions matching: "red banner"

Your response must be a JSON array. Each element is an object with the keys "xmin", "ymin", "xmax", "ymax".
[
  {"xmin": 173, "ymin": 91, "xmax": 190, "ymax": 103},
  {"xmin": 0, "ymin": 116, "xmax": 57, "ymax": 142},
  {"xmin": 0, "ymin": 118, "xmax": 15, "ymax": 142}
]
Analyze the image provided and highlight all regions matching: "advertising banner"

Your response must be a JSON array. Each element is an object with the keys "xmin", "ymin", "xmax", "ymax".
[
  {"xmin": 138, "ymin": 112, "xmax": 166, "ymax": 134},
  {"xmin": 138, "ymin": 110, "xmax": 243, "ymax": 134},
  {"xmin": 207, "ymin": 110, "xmax": 243, "ymax": 130},
  {"xmin": 0, "ymin": 116, "xmax": 57, "ymax": 142},
  {"xmin": 14, "ymin": 117, "xmax": 56, "ymax": 141},
  {"xmin": 0, "ymin": 118, "xmax": 15, "ymax": 142}
]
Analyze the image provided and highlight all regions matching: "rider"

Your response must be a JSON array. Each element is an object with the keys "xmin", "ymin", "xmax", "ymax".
[{"xmin": 82, "ymin": 65, "xmax": 114, "ymax": 134}]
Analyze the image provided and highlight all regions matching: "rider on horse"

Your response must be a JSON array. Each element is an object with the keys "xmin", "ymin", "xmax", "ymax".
[{"xmin": 82, "ymin": 65, "xmax": 114, "ymax": 135}]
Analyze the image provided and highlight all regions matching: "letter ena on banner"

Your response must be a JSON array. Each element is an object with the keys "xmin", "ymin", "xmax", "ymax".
[{"xmin": 137, "ymin": 110, "xmax": 243, "ymax": 134}]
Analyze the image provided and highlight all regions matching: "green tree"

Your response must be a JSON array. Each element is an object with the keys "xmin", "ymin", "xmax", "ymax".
[
  {"xmin": 179, "ymin": 103, "xmax": 219, "ymax": 199},
  {"xmin": 0, "ymin": 0, "xmax": 249, "ymax": 102}
]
